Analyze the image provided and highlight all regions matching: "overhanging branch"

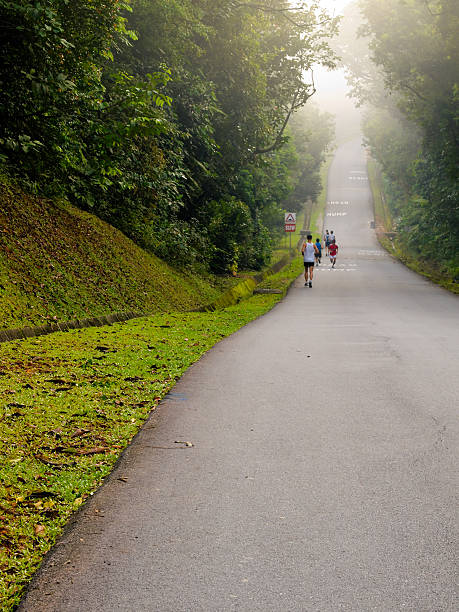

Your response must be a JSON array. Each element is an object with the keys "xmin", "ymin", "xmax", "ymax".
[
  {"xmin": 231, "ymin": 2, "xmax": 316, "ymax": 28},
  {"xmin": 254, "ymin": 73, "xmax": 316, "ymax": 155}
]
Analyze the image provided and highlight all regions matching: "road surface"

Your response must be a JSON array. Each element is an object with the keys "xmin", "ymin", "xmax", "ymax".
[{"xmin": 19, "ymin": 138, "xmax": 458, "ymax": 612}]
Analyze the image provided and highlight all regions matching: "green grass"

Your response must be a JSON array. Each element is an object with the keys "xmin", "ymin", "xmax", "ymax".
[
  {"xmin": 255, "ymin": 257, "xmax": 304, "ymax": 293},
  {"xmin": 0, "ymin": 176, "xmax": 225, "ymax": 330},
  {"xmin": 0, "ymin": 260, "xmax": 302, "ymax": 610}
]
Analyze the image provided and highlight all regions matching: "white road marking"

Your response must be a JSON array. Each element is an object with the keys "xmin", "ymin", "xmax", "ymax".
[
  {"xmin": 357, "ymin": 249, "xmax": 388, "ymax": 256},
  {"xmin": 315, "ymin": 268, "xmax": 357, "ymax": 272}
]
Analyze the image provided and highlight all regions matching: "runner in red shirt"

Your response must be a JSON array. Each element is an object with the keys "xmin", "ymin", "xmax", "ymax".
[{"xmin": 329, "ymin": 239, "xmax": 338, "ymax": 268}]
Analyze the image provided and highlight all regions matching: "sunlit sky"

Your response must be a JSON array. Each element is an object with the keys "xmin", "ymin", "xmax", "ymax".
[
  {"xmin": 313, "ymin": 0, "xmax": 361, "ymax": 138},
  {"xmin": 314, "ymin": 0, "xmax": 350, "ymax": 97},
  {"xmin": 318, "ymin": 0, "xmax": 351, "ymax": 17}
]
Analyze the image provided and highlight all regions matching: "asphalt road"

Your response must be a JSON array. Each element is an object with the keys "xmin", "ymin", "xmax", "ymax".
[{"xmin": 19, "ymin": 138, "xmax": 458, "ymax": 612}]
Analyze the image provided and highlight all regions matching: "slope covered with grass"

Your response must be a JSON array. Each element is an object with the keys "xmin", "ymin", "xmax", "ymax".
[{"xmin": 0, "ymin": 177, "xmax": 223, "ymax": 329}]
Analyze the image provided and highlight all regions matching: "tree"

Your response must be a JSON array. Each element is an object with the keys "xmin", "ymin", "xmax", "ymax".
[
  {"xmin": 1, "ymin": 0, "xmax": 341, "ymax": 274},
  {"xmin": 341, "ymin": 0, "xmax": 458, "ymax": 270}
]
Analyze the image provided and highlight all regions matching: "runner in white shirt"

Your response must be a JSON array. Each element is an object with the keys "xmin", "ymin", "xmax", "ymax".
[
  {"xmin": 324, "ymin": 229, "xmax": 330, "ymax": 255},
  {"xmin": 301, "ymin": 234, "xmax": 319, "ymax": 288}
]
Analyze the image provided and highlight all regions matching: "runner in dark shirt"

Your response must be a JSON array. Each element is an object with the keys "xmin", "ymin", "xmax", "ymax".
[{"xmin": 315, "ymin": 238, "xmax": 322, "ymax": 265}]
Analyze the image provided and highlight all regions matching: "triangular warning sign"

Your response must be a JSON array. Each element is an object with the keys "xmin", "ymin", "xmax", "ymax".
[{"xmin": 285, "ymin": 212, "xmax": 296, "ymax": 222}]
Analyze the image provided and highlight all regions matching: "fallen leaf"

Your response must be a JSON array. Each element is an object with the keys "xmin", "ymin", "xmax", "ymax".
[
  {"xmin": 34, "ymin": 524, "xmax": 46, "ymax": 537},
  {"xmin": 75, "ymin": 446, "xmax": 110, "ymax": 456},
  {"xmin": 70, "ymin": 428, "xmax": 90, "ymax": 438},
  {"xmin": 27, "ymin": 491, "xmax": 57, "ymax": 500},
  {"xmin": 95, "ymin": 346, "xmax": 111, "ymax": 352},
  {"xmin": 35, "ymin": 453, "xmax": 74, "ymax": 468}
]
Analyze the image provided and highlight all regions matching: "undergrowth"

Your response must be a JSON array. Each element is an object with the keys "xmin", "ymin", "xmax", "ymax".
[{"xmin": 367, "ymin": 160, "xmax": 458, "ymax": 293}]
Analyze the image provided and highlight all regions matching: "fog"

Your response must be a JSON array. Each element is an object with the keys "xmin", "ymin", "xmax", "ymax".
[{"xmin": 313, "ymin": 0, "xmax": 362, "ymax": 143}]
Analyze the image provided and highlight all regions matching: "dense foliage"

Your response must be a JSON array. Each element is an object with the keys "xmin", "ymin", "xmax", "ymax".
[
  {"xmin": 339, "ymin": 1, "xmax": 458, "ymax": 276},
  {"xmin": 0, "ymin": 0, "xmax": 337, "ymax": 273}
]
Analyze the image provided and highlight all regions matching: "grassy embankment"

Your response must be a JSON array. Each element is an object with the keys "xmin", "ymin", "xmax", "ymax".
[
  {"xmin": 367, "ymin": 160, "xmax": 458, "ymax": 294},
  {"xmin": 0, "ymin": 176, "xmax": 232, "ymax": 331}
]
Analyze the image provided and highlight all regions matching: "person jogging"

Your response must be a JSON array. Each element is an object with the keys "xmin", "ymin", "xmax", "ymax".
[
  {"xmin": 315, "ymin": 237, "xmax": 322, "ymax": 265},
  {"xmin": 324, "ymin": 229, "xmax": 330, "ymax": 255},
  {"xmin": 329, "ymin": 239, "xmax": 338, "ymax": 268},
  {"xmin": 301, "ymin": 234, "xmax": 319, "ymax": 287}
]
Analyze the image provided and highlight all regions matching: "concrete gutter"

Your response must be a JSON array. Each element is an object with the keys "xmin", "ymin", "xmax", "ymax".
[{"xmin": 0, "ymin": 311, "xmax": 140, "ymax": 344}]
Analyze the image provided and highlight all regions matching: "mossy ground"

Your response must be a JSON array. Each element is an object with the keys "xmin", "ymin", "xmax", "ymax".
[
  {"xmin": 0, "ymin": 177, "xmax": 227, "ymax": 330},
  {"xmin": 0, "ymin": 252, "xmax": 303, "ymax": 610}
]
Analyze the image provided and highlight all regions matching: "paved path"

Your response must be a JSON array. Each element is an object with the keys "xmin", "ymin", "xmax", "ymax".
[{"xmin": 20, "ymin": 139, "xmax": 458, "ymax": 611}]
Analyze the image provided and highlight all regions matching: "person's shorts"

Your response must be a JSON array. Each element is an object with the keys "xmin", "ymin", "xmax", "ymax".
[
  {"xmin": 329, "ymin": 254, "xmax": 337, "ymax": 259},
  {"xmin": 304, "ymin": 261, "xmax": 314, "ymax": 268}
]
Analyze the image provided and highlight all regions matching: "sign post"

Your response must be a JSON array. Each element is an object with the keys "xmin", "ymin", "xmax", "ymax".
[{"xmin": 284, "ymin": 212, "xmax": 296, "ymax": 251}]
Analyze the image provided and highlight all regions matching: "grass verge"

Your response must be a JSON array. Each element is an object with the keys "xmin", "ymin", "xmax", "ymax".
[
  {"xmin": 0, "ymin": 258, "xmax": 301, "ymax": 611},
  {"xmin": 254, "ymin": 257, "xmax": 303, "ymax": 293}
]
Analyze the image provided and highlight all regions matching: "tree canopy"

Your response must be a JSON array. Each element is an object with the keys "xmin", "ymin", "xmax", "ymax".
[
  {"xmin": 0, "ymin": 0, "xmax": 337, "ymax": 273},
  {"xmin": 339, "ymin": 0, "xmax": 458, "ymax": 274}
]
